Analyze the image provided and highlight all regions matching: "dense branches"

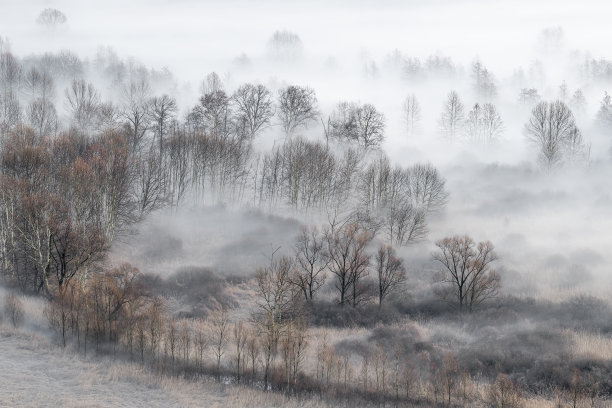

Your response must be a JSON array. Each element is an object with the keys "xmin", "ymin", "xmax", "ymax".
[
  {"xmin": 328, "ymin": 102, "xmax": 386, "ymax": 150},
  {"xmin": 277, "ymin": 85, "xmax": 318, "ymax": 136},
  {"xmin": 432, "ymin": 235, "xmax": 500, "ymax": 312},
  {"xmin": 375, "ymin": 244, "xmax": 405, "ymax": 305},
  {"xmin": 231, "ymin": 83, "xmax": 274, "ymax": 139},
  {"xmin": 324, "ymin": 222, "xmax": 373, "ymax": 307},
  {"xmin": 439, "ymin": 91, "xmax": 464, "ymax": 141},
  {"xmin": 524, "ymin": 100, "xmax": 587, "ymax": 169}
]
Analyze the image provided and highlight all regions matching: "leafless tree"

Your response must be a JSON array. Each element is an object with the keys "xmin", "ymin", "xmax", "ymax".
[
  {"xmin": 569, "ymin": 89, "xmax": 587, "ymax": 116},
  {"xmin": 524, "ymin": 100, "xmax": 580, "ymax": 169},
  {"xmin": 36, "ymin": 8, "xmax": 67, "ymax": 27},
  {"xmin": 149, "ymin": 94, "xmax": 177, "ymax": 156},
  {"xmin": 245, "ymin": 327, "xmax": 259, "ymax": 382},
  {"xmin": 233, "ymin": 321, "xmax": 248, "ymax": 382},
  {"xmin": 356, "ymin": 104, "xmax": 386, "ymax": 150},
  {"xmin": 121, "ymin": 76, "xmax": 151, "ymax": 151},
  {"xmin": 375, "ymin": 245, "xmax": 406, "ymax": 305},
  {"xmin": 27, "ymin": 98, "xmax": 58, "ymax": 137},
  {"xmin": 472, "ymin": 61, "xmax": 497, "ymax": 99},
  {"xmin": 329, "ymin": 102, "xmax": 385, "ymax": 150},
  {"xmin": 193, "ymin": 89, "xmax": 232, "ymax": 137},
  {"xmin": 0, "ymin": 52, "xmax": 22, "ymax": 95},
  {"xmin": 464, "ymin": 103, "xmax": 503, "ymax": 143},
  {"xmin": 564, "ymin": 125, "xmax": 590, "ymax": 165},
  {"xmin": 231, "ymin": 83, "xmax": 274, "ymax": 139},
  {"xmin": 518, "ymin": 88, "xmax": 541, "ymax": 105},
  {"xmin": 268, "ymin": 30, "xmax": 303, "ymax": 61},
  {"xmin": 359, "ymin": 156, "xmax": 446, "ymax": 246},
  {"xmin": 292, "ymin": 226, "xmax": 328, "ymax": 302},
  {"xmin": 325, "ymin": 222, "xmax": 372, "ymax": 307},
  {"xmin": 596, "ymin": 92, "xmax": 612, "ymax": 130},
  {"xmin": 199, "ymin": 71, "xmax": 224, "ymax": 95},
  {"xmin": 402, "ymin": 94, "xmax": 421, "ymax": 136},
  {"xmin": 432, "ymin": 235, "xmax": 501, "ymax": 312},
  {"xmin": 209, "ymin": 308, "xmax": 230, "ymax": 381},
  {"xmin": 254, "ymin": 255, "xmax": 296, "ymax": 388},
  {"xmin": 277, "ymin": 85, "xmax": 319, "ymax": 135},
  {"xmin": 193, "ymin": 319, "xmax": 208, "ymax": 370},
  {"xmin": 64, "ymin": 79, "xmax": 101, "ymax": 133},
  {"xmin": 487, "ymin": 374, "xmax": 523, "ymax": 408},
  {"xmin": 439, "ymin": 91, "xmax": 464, "ymax": 141},
  {"xmin": 0, "ymin": 91, "xmax": 22, "ymax": 136},
  {"xmin": 23, "ymin": 67, "xmax": 54, "ymax": 101}
]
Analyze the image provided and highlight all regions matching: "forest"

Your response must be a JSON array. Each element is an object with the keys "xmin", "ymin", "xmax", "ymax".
[{"xmin": 1, "ymin": 1, "xmax": 612, "ymax": 407}]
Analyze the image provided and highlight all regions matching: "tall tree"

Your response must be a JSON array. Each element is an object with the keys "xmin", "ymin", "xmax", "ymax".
[
  {"xmin": 432, "ymin": 235, "xmax": 500, "ymax": 312},
  {"xmin": 292, "ymin": 226, "xmax": 328, "ymax": 302},
  {"xmin": 439, "ymin": 91, "xmax": 465, "ymax": 141},
  {"xmin": 524, "ymin": 100, "xmax": 580, "ymax": 169},
  {"xmin": 402, "ymin": 94, "xmax": 421, "ymax": 137},
  {"xmin": 231, "ymin": 83, "xmax": 274, "ymax": 139},
  {"xmin": 375, "ymin": 244, "xmax": 406, "ymax": 305},
  {"xmin": 277, "ymin": 85, "xmax": 318, "ymax": 136},
  {"xmin": 325, "ymin": 222, "xmax": 372, "ymax": 307}
]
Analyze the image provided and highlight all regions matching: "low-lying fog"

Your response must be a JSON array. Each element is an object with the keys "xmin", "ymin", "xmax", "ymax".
[{"xmin": 3, "ymin": 0, "xmax": 612, "ymax": 298}]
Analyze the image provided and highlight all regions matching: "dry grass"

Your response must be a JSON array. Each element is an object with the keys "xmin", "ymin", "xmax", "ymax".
[
  {"xmin": 564, "ymin": 328, "xmax": 612, "ymax": 361},
  {"xmin": 0, "ymin": 324, "xmax": 335, "ymax": 408}
]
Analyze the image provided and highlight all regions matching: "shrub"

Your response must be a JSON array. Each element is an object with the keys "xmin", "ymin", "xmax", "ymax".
[{"xmin": 4, "ymin": 293, "xmax": 24, "ymax": 328}]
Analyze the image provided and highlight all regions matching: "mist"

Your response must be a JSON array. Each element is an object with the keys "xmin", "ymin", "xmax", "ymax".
[{"xmin": 2, "ymin": 0, "xmax": 612, "ymax": 406}]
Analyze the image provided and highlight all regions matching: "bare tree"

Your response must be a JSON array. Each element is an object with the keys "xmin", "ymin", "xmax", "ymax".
[
  {"xmin": 325, "ymin": 222, "xmax": 372, "ymax": 307},
  {"xmin": 566, "ymin": 125, "xmax": 590, "ymax": 166},
  {"xmin": 190, "ymin": 87, "xmax": 232, "ymax": 138},
  {"xmin": 518, "ymin": 88, "xmax": 541, "ymax": 105},
  {"xmin": 329, "ymin": 102, "xmax": 385, "ymax": 150},
  {"xmin": 267, "ymin": 30, "xmax": 303, "ymax": 61},
  {"xmin": 0, "ymin": 91, "xmax": 22, "ymax": 136},
  {"xmin": 245, "ymin": 327, "xmax": 259, "ymax": 382},
  {"xmin": 23, "ymin": 67, "xmax": 54, "ymax": 101},
  {"xmin": 231, "ymin": 83, "xmax": 274, "ymax": 139},
  {"xmin": 472, "ymin": 61, "xmax": 497, "ymax": 99},
  {"xmin": 27, "ymin": 98, "xmax": 58, "ymax": 137},
  {"xmin": 524, "ymin": 100, "xmax": 579, "ymax": 169},
  {"xmin": 121, "ymin": 76, "xmax": 151, "ymax": 151},
  {"xmin": 64, "ymin": 79, "xmax": 101, "ymax": 133},
  {"xmin": 375, "ymin": 245, "xmax": 406, "ymax": 305},
  {"xmin": 254, "ymin": 255, "xmax": 296, "ymax": 388},
  {"xmin": 487, "ymin": 374, "xmax": 523, "ymax": 408},
  {"xmin": 149, "ymin": 94, "xmax": 177, "ymax": 156},
  {"xmin": 569, "ymin": 89, "xmax": 587, "ymax": 116},
  {"xmin": 464, "ymin": 103, "xmax": 503, "ymax": 143},
  {"xmin": 356, "ymin": 104, "xmax": 386, "ymax": 150},
  {"xmin": 596, "ymin": 92, "xmax": 612, "ymax": 130},
  {"xmin": 233, "ymin": 321, "xmax": 248, "ymax": 382},
  {"xmin": 439, "ymin": 91, "xmax": 464, "ymax": 141},
  {"xmin": 402, "ymin": 94, "xmax": 421, "ymax": 137},
  {"xmin": 199, "ymin": 71, "xmax": 224, "ymax": 95},
  {"xmin": 36, "ymin": 8, "xmax": 67, "ymax": 27},
  {"xmin": 277, "ymin": 85, "xmax": 318, "ymax": 135},
  {"xmin": 432, "ymin": 235, "xmax": 501, "ymax": 312},
  {"xmin": 292, "ymin": 226, "xmax": 328, "ymax": 302},
  {"xmin": 210, "ymin": 308, "xmax": 230, "ymax": 381}
]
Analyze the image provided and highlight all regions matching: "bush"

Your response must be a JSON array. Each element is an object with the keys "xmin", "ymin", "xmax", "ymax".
[
  {"xmin": 487, "ymin": 374, "xmax": 523, "ymax": 408},
  {"xmin": 4, "ymin": 293, "xmax": 24, "ymax": 328}
]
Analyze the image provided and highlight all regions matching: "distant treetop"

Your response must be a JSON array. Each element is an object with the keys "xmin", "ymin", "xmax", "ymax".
[{"xmin": 36, "ymin": 8, "xmax": 67, "ymax": 27}]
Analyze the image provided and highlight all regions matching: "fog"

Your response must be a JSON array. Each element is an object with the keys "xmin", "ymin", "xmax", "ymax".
[{"xmin": 3, "ymin": 0, "xmax": 612, "ymax": 296}]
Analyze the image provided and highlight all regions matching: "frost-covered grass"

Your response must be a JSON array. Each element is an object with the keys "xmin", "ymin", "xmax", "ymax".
[{"xmin": 0, "ymin": 326, "xmax": 335, "ymax": 408}]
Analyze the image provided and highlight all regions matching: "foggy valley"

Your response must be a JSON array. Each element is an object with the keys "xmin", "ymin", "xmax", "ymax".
[{"xmin": 1, "ymin": 1, "xmax": 612, "ymax": 407}]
